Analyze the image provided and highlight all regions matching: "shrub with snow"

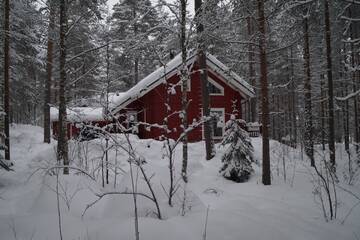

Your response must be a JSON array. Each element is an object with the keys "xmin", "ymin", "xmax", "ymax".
[{"xmin": 219, "ymin": 115, "xmax": 254, "ymax": 182}]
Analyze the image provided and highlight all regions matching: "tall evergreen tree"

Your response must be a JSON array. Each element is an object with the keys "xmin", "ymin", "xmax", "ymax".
[
  {"xmin": 195, "ymin": 0, "xmax": 214, "ymax": 161},
  {"xmin": 109, "ymin": 0, "xmax": 160, "ymax": 88},
  {"xmin": 303, "ymin": 11, "xmax": 314, "ymax": 166},
  {"xmin": 3, "ymin": 0, "xmax": 10, "ymax": 160},
  {"xmin": 257, "ymin": 0, "xmax": 271, "ymax": 185},
  {"xmin": 44, "ymin": 0, "xmax": 56, "ymax": 143},
  {"xmin": 57, "ymin": 0, "xmax": 69, "ymax": 174},
  {"xmin": 323, "ymin": 0, "xmax": 336, "ymax": 168}
]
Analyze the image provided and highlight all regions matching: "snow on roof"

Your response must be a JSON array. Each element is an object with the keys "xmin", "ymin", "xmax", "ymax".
[
  {"xmin": 206, "ymin": 54, "xmax": 255, "ymax": 98},
  {"xmin": 111, "ymin": 52, "xmax": 197, "ymax": 113},
  {"xmin": 107, "ymin": 92, "xmax": 128, "ymax": 110},
  {"xmin": 111, "ymin": 52, "xmax": 255, "ymax": 113},
  {"xmin": 50, "ymin": 107, "xmax": 105, "ymax": 122}
]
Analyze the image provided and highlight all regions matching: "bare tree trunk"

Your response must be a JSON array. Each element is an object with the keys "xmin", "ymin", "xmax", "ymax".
[
  {"xmin": 44, "ymin": 0, "xmax": 55, "ymax": 143},
  {"xmin": 320, "ymin": 75, "xmax": 326, "ymax": 151},
  {"xmin": 105, "ymin": 45, "xmax": 110, "ymax": 185},
  {"xmin": 303, "ymin": 16, "xmax": 314, "ymax": 166},
  {"xmin": 323, "ymin": 0, "xmax": 336, "ymax": 167},
  {"xmin": 195, "ymin": 0, "xmax": 213, "ymax": 161},
  {"xmin": 3, "ymin": 0, "xmax": 10, "ymax": 160},
  {"xmin": 57, "ymin": 0, "xmax": 69, "ymax": 174},
  {"xmin": 257, "ymin": 0, "xmax": 271, "ymax": 185},
  {"xmin": 133, "ymin": 4, "xmax": 139, "ymax": 85},
  {"xmin": 342, "ymin": 43, "xmax": 349, "ymax": 152},
  {"xmin": 180, "ymin": 0, "xmax": 188, "ymax": 182},
  {"xmin": 349, "ymin": 8, "xmax": 359, "ymax": 154},
  {"xmin": 290, "ymin": 47, "xmax": 297, "ymax": 147},
  {"xmin": 247, "ymin": 12, "xmax": 257, "ymax": 123}
]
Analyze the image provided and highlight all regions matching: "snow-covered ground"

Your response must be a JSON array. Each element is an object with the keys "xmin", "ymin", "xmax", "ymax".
[{"xmin": 0, "ymin": 124, "xmax": 359, "ymax": 240}]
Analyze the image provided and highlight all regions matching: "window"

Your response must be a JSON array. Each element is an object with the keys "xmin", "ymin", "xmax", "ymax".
[
  {"xmin": 208, "ymin": 77, "xmax": 224, "ymax": 95},
  {"xmin": 126, "ymin": 111, "xmax": 138, "ymax": 133},
  {"xmin": 210, "ymin": 108, "xmax": 225, "ymax": 138}
]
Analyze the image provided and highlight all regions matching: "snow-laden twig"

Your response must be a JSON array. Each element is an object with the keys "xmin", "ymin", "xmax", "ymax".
[{"xmin": 336, "ymin": 89, "xmax": 360, "ymax": 101}]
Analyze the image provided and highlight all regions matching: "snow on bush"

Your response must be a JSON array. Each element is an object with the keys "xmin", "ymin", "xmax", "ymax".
[{"xmin": 219, "ymin": 115, "xmax": 254, "ymax": 182}]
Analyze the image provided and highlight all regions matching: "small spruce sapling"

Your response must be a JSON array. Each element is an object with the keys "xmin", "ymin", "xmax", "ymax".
[{"xmin": 220, "ymin": 115, "xmax": 254, "ymax": 182}]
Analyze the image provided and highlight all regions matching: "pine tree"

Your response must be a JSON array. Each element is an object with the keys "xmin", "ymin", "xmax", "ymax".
[
  {"xmin": 323, "ymin": 0, "xmax": 336, "ymax": 168},
  {"xmin": 109, "ymin": 0, "xmax": 160, "ymax": 88},
  {"xmin": 303, "ymin": 13, "xmax": 314, "ymax": 166},
  {"xmin": 57, "ymin": 0, "xmax": 69, "ymax": 174},
  {"xmin": 44, "ymin": 0, "xmax": 55, "ymax": 143},
  {"xmin": 257, "ymin": 0, "xmax": 271, "ymax": 185},
  {"xmin": 220, "ymin": 115, "xmax": 254, "ymax": 182},
  {"xmin": 3, "ymin": 0, "xmax": 10, "ymax": 160},
  {"xmin": 195, "ymin": 0, "xmax": 214, "ymax": 161}
]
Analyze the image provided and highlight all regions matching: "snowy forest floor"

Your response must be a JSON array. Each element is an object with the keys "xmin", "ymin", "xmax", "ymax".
[{"xmin": 0, "ymin": 124, "xmax": 359, "ymax": 240}]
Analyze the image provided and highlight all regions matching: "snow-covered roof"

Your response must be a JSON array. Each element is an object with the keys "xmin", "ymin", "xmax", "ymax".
[
  {"xmin": 50, "ymin": 107, "xmax": 105, "ymax": 122},
  {"xmin": 107, "ymin": 92, "xmax": 127, "ymax": 110},
  {"xmin": 111, "ymin": 52, "xmax": 255, "ymax": 113},
  {"xmin": 206, "ymin": 54, "xmax": 254, "ymax": 98}
]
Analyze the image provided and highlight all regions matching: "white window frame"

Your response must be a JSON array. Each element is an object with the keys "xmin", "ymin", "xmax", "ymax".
[
  {"xmin": 202, "ymin": 108, "xmax": 225, "ymax": 140},
  {"xmin": 208, "ymin": 77, "xmax": 224, "ymax": 96},
  {"xmin": 126, "ymin": 111, "xmax": 138, "ymax": 129}
]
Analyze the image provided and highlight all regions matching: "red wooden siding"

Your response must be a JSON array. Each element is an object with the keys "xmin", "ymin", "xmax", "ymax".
[
  {"xmin": 125, "ymin": 63, "xmax": 244, "ymax": 142},
  {"xmin": 51, "ymin": 63, "xmax": 247, "ymax": 142}
]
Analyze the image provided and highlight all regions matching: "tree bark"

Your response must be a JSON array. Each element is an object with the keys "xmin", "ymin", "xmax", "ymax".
[
  {"xmin": 195, "ymin": 0, "xmax": 213, "ymax": 161},
  {"xmin": 303, "ymin": 16, "xmax": 314, "ymax": 166},
  {"xmin": 3, "ymin": 0, "xmax": 10, "ymax": 160},
  {"xmin": 342, "ymin": 42, "xmax": 349, "ymax": 152},
  {"xmin": 257, "ymin": 0, "xmax": 271, "ymax": 185},
  {"xmin": 320, "ymin": 75, "xmax": 326, "ymax": 151},
  {"xmin": 290, "ymin": 47, "xmax": 297, "ymax": 147},
  {"xmin": 349, "ymin": 7, "xmax": 359, "ymax": 154},
  {"xmin": 133, "ymin": 3, "xmax": 139, "ymax": 85},
  {"xmin": 44, "ymin": 0, "xmax": 55, "ymax": 143},
  {"xmin": 323, "ymin": 0, "xmax": 336, "ymax": 167},
  {"xmin": 180, "ymin": 0, "xmax": 188, "ymax": 182},
  {"xmin": 247, "ymin": 12, "xmax": 257, "ymax": 123},
  {"xmin": 57, "ymin": 0, "xmax": 69, "ymax": 174}
]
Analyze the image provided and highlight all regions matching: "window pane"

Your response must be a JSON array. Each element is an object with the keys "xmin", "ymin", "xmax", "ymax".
[
  {"xmin": 210, "ymin": 110, "xmax": 224, "ymax": 137},
  {"xmin": 209, "ymin": 81, "xmax": 222, "ymax": 94}
]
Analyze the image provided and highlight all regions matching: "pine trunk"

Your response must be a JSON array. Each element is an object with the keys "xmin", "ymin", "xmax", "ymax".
[
  {"xmin": 180, "ymin": 0, "xmax": 188, "ymax": 182},
  {"xmin": 303, "ymin": 17, "xmax": 314, "ymax": 166},
  {"xmin": 44, "ymin": 0, "xmax": 55, "ymax": 144},
  {"xmin": 320, "ymin": 76, "xmax": 326, "ymax": 151},
  {"xmin": 323, "ymin": 0, "xmax": 336, "ymax": 167},
  {"xmin": 57, "ymin": 0, "xmax": 69, "ymax": 174},
  {"xmin": 247, "ymin": 14, "xmax": 257, "ymax": 123},
  {"xmin": 3, "ymin": 0, "xmax": 10, "ymax": 160},
  {"xmin": 195, "ymin": 0, "xmax": 213, "ymax": 160},
  {"xmin": 342, "ymin": 42, "xmax": 350, "ymax": 152},
  {"xmin": 257, "ymin": 0, "xmax": 271, "ymax": 185},
  {"xmin": 349, "ymin": 8, "xmax": 359, "ymax": 154},
  {"xmin": 133, "ymin": 4, "xmax": 138, "ymax": 85},
  {"xmin": 290, "ymin": 47, "xmax": 297, "ymax": 147}
]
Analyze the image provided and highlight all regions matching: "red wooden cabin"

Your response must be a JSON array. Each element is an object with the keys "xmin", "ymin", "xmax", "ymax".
[
  {"xmin": 110, "ymin": 52, "xmax": 254, "ymax": 142},
  {"xmin": 51, "ymin": 52, "xmax": 255, "ymax": 141}
]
